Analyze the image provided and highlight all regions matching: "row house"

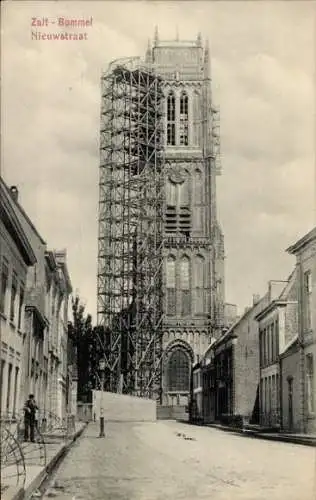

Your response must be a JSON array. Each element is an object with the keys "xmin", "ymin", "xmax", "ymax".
[
  {"xmin": 190, "ymin": 296, "xmax": 266, "ymax": 425},
  {"xmin": 212, "ymin": 294, "xmax": 268, "ymax": 426},
  {"xmin": 256, "ymin": 275, "xmax": 298, "ymax": 428},
  {"xmin": 45, "ymin": 250, "xmax": 72, "ymax": 419},
  {"xmin": 0, "ymin": 181, "xmax": 37, "ymax": 418},
  {"xmin": 284, "ymin": 228, "xmax": 316, "ymax": 433},
  {"xmin": 1, "ymin": 179, "xmax": 72, "ymax": 421}
]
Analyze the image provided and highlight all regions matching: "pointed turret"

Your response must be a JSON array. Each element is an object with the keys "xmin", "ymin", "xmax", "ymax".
[
  {"xmin": 154, "ymin": 25, "xmax": 159, "ymax": 45},
  {"xmin": 204, "ymin": 38, "xmax": 210, "ymax": 78},
  {"xmin": 145, "ymin": 39, "xmax": 152, "ymax": 63},
  {"xmin": 196, "ymin": 32, "xmax": 202, "ymax": 46}
]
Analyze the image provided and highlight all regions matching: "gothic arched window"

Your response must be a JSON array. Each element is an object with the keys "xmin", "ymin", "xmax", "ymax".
[
  {"xmin": 194, "ymin": 169, "xmax": 203, "ymax": 204},
  {"xmin": 180, "ymin": 256, "xmax": 191, "ymax": 316},
  {"xmin": 166, "ymin": 256, "xmax": 176, "ymax": 315},
  {"xmin": 167, "ymin": 348, "xmax": 190, "ymax": 392},
  {"xmin": 179, "ymin": 179, "xmax": 190, "ymax": 207},
  {"xmin": 166, "ymin": 179, "xmax": 177, "ymax": 206},
  {"xmin": 179, "ymin": 92, "xmax": 189, "ymax": 145},
  {"xmin": 167, "ymin": 92, "xmax": 176, "ymax": 146},
  {"xmin": 194, "ymin": 255, "xmax": 205, "ymax": 314}
]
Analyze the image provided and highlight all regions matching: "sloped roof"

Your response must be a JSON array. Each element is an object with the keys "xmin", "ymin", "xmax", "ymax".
[
  {"xmin": 279, "ymin": 334, "xmax": 300, "ymax": 358},
  {"xmin": 0, "ymin": 177, "xmax": 37, "ymax": 266},
  {"xmin": 287, "ymin": 227, "xmax": 316, "ymax": 255}
]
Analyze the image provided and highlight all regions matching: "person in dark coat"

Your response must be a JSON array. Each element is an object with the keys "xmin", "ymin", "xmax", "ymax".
[{"xmin": 24, "ymin": 394, "xmax": 38, "ymax": 442}]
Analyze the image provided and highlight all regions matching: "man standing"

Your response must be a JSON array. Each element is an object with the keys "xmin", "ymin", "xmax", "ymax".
[{"xmin": 24, "ymin": 394, "xmax": 38, "ymax": 442}]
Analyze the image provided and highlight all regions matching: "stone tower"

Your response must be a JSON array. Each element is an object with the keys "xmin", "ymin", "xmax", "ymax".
[{"xmin": 147, "ymin": 30, "xmax": 225, "ymax": 406}]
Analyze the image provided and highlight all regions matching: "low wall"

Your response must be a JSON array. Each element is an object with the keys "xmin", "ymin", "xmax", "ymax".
[
  {"xmin": 157, "ymin": 405, "xmax": 188, "ymax": 421},
  {"xmin": 92, "ymin": 391, "xmax": 156, "ymax": 422}
]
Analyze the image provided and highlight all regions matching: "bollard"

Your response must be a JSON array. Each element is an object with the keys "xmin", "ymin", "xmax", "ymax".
[{"xmin": 99, "ymin": 410, "xmax": 105, "ymax": 438}]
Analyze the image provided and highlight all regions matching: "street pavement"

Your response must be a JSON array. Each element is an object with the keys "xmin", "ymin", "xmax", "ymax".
[{"xmin": 42, "ymin": 421, "xmax": 316, "ymax": 500}]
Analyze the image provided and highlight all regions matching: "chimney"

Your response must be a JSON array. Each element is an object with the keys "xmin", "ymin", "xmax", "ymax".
[
  {"xmin": 10, "ymin": 185, "xmax": 18, "ymax": 202},
  {"xmin": 253, "ymin": 294, "xmax": 260, "ymax": 306}
]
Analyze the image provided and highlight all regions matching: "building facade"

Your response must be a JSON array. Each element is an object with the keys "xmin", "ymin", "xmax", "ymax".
[
  {"xmin": 2, "ymin": 183, "xmax": 72, "ymax": 421},
  {"xmin": 190, "ymin": 295, "xmax": 266, "ymax": 425},
  {"xmin": 147, "ymin": 30, "xmax": 225, "ymax": 406},
  {"xmin": 45, "ymin": 250, "xmax": 72, "ymax": 420},
  {"xmin": 256, "ymin": 275, "xmax": 298, "ymax": 429},
  {"xmin": 213, "ymin": 295, "xmax": 268, "ymax": 425},
  {"xmin": 0, "ymin": 180, "xmax": 36, "ymax": 418},
  {"xmin": 286, "ymin": 228, "xmax": 316, "ymax": 433}
]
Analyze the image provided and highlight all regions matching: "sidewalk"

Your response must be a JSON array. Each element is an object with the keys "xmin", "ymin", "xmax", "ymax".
[
  {"xmin": 204, "ymin": 422, "xmax": 316, "ymax": 447},
  {"xmin": 2, "ymin": 422, "xmax": 87, "ymax": 500}
]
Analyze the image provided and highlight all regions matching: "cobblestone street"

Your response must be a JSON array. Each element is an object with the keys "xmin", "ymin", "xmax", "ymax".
[{"xmin": 42, "ymin": 421, "xmax": 315, "ymax": 500}]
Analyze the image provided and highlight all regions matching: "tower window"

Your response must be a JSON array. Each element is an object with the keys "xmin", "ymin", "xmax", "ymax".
[
  {"xmin": 179, "ymin": 92, "xmax": 189, "ymax": 146},
  {"xmin": 180, "ymin": 256, "xmax": 191, "ymax": 316},
  {"xmin": 194, "ymin": 255, "xmax": 205, "ymax": 314},
  {"xmin": 164, "ymin": 178, "xmax": 192, "ymax": 237},
  {"xmin": 167, "ymin": 93, "xmax": 176, "ymax": 146},
  {"xmin": 166, "ymin": 256, "xmax": 176, "ymax": 316}
]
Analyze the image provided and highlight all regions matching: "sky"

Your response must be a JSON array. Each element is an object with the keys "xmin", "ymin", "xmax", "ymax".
[{"xmin": 1, "ymin": 0, "xmax": 315, "ymax": 322}]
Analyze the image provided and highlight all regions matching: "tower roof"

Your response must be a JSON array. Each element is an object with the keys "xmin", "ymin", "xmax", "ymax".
[{"xmin": 148, "ymin": 29, "xmax": 209, "ymax": 81}]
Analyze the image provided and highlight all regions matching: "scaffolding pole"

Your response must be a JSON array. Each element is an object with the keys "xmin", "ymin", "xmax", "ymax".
[{"xmin": 97, "ymin": 58, "xmax": 165, "ymax": 399}]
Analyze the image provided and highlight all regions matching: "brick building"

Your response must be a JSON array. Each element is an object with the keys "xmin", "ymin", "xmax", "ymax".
[
  {"xmin": 45, "ymin": 250, "xmax": 72, "ymax": 419},
  {"xmin": 0, "ymin": 179, "xmax": 36, "ymax": 418},
  {"xmin": 256, "ymin": 274, "xmax": 298, "ymax": 428},
  {"xmin": 2, "ymin": 182, "xmax": 72, "ymax": 420},
  {"xmin": 190, "ymin": 295, "xmax": 267, "ymax": 425},
  {"xmin": 285, "ymin": 227, "xmax": 316, "ymax": 433},
  {"xmin": 210, "ymin": 294, "xmax": 268, "ymax": 425}
]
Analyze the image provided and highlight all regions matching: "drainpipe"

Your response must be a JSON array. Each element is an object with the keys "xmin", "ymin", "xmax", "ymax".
[
  {"xmin": 27, "ymin": 310, "xmax": 34, "ymax": 399},
  {"xmin": 279, "ymin": 354, "xmax": 283, "ymax": 431},
  {"xmin": 231, "ymin": 337, "xmax": 238, "ymax": 416},
  {"xmin": 297, "ymin": 256, "xmax": 306, "ymax": 433}
]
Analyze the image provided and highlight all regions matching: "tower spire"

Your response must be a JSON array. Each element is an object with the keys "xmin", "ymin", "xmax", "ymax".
[
  {"xmin": 145, "ymin": 38, "xmax": 152, "ymax": 63},
  {"xmin": 154, "ymin": 25, "xmax": 159, "ymax": 45},
  {"xmin": 176, "ymin": 25, "xmax": 179, "ymax": 41},
  {"xmin": 204, "ymin": 38, "xmax": 210, "ymax": 78},
  {"xmin": 197, "ymin": 32, "xmax": 202, "ymax": 46}
]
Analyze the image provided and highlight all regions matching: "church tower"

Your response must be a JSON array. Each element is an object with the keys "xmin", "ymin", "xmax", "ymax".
[{"xmin": 148, "ymin": 30, "xmax": 225, "ymax": 406}]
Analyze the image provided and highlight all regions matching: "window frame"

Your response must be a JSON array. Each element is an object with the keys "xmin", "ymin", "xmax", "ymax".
[
  {"xmin": 0, "ymin": 260, "xmax": 9, "ymax": 316},
  {"xmin": 166, "ymin": 92, "xmax": 176, "ymax": 146}
]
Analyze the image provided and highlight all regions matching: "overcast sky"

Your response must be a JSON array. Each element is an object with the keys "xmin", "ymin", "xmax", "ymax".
[{"xmin": 1, "ymin": 1, "xmax": 315, "ymax": 321}]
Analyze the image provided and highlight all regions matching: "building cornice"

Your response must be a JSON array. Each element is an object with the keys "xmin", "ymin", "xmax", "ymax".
[
  {"xmin": 286, "ymin": 227, "xmax": 316, "ymax": 255},
  {"xmin": 0, "ymin": 178, "xmax": 37, "ymax": 266},
  {"xmin": 45, "ymin": 250, "xmax": 58, "ymax": 271},
  {"xmin": 255, "ymin": 300, "xmax": 289, "ymax": 322},
  {"xmin": 25, "ymin": 304, "xmax": 48, "ymax": 329}
]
